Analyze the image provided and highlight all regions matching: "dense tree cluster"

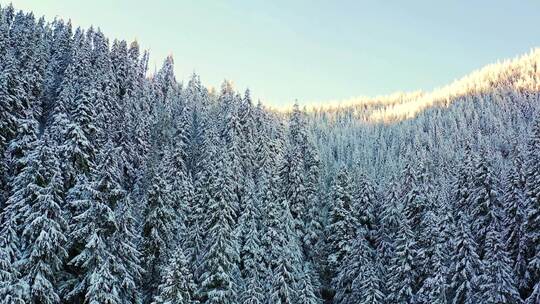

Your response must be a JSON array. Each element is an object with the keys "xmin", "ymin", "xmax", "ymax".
[{"xmin": 1, "ymin": 4, "xmax": 540, "ymax": 304}]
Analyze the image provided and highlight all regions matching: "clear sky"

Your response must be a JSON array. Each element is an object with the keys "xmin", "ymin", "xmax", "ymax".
[{"xmin": 4, "ymin": 0, "xmax": 540, "ymax": 106}]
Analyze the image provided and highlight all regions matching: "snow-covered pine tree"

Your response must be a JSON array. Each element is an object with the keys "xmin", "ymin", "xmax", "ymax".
[
  {"xmin": 478, "ymin": 213, "xmax": 521, "ymax": 304},
  {"xmin": 238, "ymin": 89, "xmax": 257, "ymax": 180},
  {"xmin": 0, "ymin": 50, "xmax": 22, "ymax": 153},
  {"xmin": 503, "ymin": 149, "xmax": 529, "ymax": 296},
  {"xmin": 451, "ymin": 146, "xmax": 475, "ymax": 223},
  {"xmin": 281, "ymin": 103, "xmax": 309, "ymax": 249},
  {"xmin": 0, "ymin": 12, "xmax": 46, "ymax": 173},
  {"xmin": 93, "ymin": 35, "xmax": 122, "ymax": 148},
  {"xmin": 252, "ymin": 100, "xmax": 272, "ymax": 184},
  {"xmin": 351, "ymin": 256, "xmax": 384, "ymax": 304},
  {"xmin": 416, "ymin": 203, "xmax": 452, "ymax": 304},
  {"xmin": 327, "ymin": 167, "xmax": 356, "ymax": 276},
  {"xmin": 43, "ymin": 19, "xmax": 72, "ymax": 116},
  {"xmin": 221, "ymin": 85, "xmax": 244, "ymax": 218},
  {"xmin": 0, "ymin": 240, "xmax": 26, "ymax": 303},
  {"xmin": 5, "ymin": 109, "xmax": 40, "ymax": 183},
  {"xmin": 267, "ymin": 216, "xmax": 306, "ymax": 304},
  {"xmin": 17, "ymin": 139, "xmax": 68, "ymax": 304},
  {"xmin": 351, "ymin": 171, "xmax": 378, "ymax": 235},
  {"xmin": 109, "ymin": 37, "xmax": 148, "ymax": 192},
  {"xmin": 259, "ymin": 161, "xmax": 287, "ymax": 275},
  {"xmin": 375, "ymin": 178, "xmax": 402, "ymax": 296},
  {"xmin": 0, "ymin": 124, "xmax": 39, "ymax": 303},
  {"xmin": 449, "ymin": 212, "xmax": 483, "ymax": 304},
  {"xmin": 164, "ymin": 135, "xmax": 193, "ymax": 248},
  {"xmin": 141, "ymin": 153, "xmax": 177, "ymax": 302},
  {"xmin": 0, "ymin": 116, "xmax": 42, "ymax": 301},
  {"xmin": 295, "ymin": 263, "xmax": 322, "ymax": 304},
  {"xmin": 302, "ymin": 132, "xmax": 324, "ymax": 261},
  {"xmin": 66, "ymin": 140, "xmax": 141, "ymax": 304},
  {"xmin": 197, "ymin": 134, "xmax": 240, "ymax": 304},
  {"xmin": 332, "ymin": 227, "xmax": 383, "ymax": 304},
  {"xmin": 386, "ymin": 211, "xmax": 418, "ymax": 304},
  {"xmin": 190, "ymin": 119, "xmax": 218, "ymax": 273},
  {"xmin": 260, "ymin": 152, "xmax": 311, "ymax": 302},
  {"xmin": 112, "ymin": 191, "xmax": 144, "ymax": 304},
  {"xmin": 184, "ymin": 73, "xmax": 210, "ymax": 176},
  {"xmin": 53, "ymin": 27, "xmax": 96, "ymax": 189},
  {"xmin": 241, "ymin": 277, "xmax": 264, "ymax": 304},
  {"xmin": 400, "ymin": 161, "xmax": 437, "ymax": 286},
  {"xmin": 267, "ymin": 255, "xmax": 296, "ymax": 304},
  {"xmin": 469, "ymin": 151, "xmax": 501, "ymax": 258},
  {"xmin": 153, "ymin": 247, "xmax": 198, "ymax": 304},
  {"xmin": 237, "ymin": 180, "xmax": 264, "ymax": 287},
  {"xmin": 0, "ymin": 194, "xmax": 27, "ymax": 303}
]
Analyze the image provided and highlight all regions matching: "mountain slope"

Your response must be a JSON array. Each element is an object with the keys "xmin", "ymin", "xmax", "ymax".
[{"xmin": 307, "ymin": 48, "xmax": 540, "ymax": 123}]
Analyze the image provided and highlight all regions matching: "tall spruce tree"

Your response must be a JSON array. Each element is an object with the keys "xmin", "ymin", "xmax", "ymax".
[
  {"xmin": 67, "ymin": 141, "xmax": 142, "ymax": 304},
  {"xmin": 197, "ymin": 136, "xmax": 240, "ymax": 304},
  {"xmin": 153, "ymin": 247, "xmax": 197, "ymax": 304},
  {"xmin": 17, "ymin": 139, "xmax": 68, "ymax": 304},
  {"xmin": 141, "ymin": 153, "xmax": 177, "ymax": 302},
  {"xmin": 479, "ymin": 215, "xmax": 521, "ymax": 304},
  {"xmin": 449, "ymin": 212, "xmax": 483, "ymax": 304},
  {"xmin": 503, "ymin": 149, "xmax": 529, "ymax": 296},
  {"xmin": 469, "ymin": 152, "xmax": 501, "ymax": 258},
  {"xmin": 333, "ymin": 227, "xmax": 383, "ymax": 304},
  {"xmin": 387, "ymin": 212, "xmax": 418, "ymax": 304},
  {"xmin": 327, "ymin": 167, "xmax": 356, "ymax": 276}
]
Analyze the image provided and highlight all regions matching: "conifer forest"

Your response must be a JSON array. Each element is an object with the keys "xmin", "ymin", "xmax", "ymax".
[{"xmin": 1, "ymin": 4, "xmax": 540, "ymax": 304}]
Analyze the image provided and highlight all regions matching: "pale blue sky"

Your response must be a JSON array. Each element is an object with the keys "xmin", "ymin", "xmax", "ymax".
[{"xmin": 4, "ymin": 0, "xmax": 540, "ymax": 106}]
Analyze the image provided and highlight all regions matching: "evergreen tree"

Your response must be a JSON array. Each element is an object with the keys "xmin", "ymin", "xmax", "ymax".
[
  {"xmin": 261, "ymin": 156, "xmax": 307, "ymax": 302},
  {"xmin": 267, "ymin": 255, "xmax": 296, "ymax": 304},
  {"xmin": 66, "ymin": 141, "xmax": 142, "ymax": 304},
  {"xmin": 0, "ymin": 49, "xmax": 29, "ymax": 197},
  {"xmin": 451, "ymin": 147, "xmax": 475, "ymax": 223},
  {"xmin": 416, "ymin": 204, "xmax": 452, "ymax": 304},
  {"xmin": 469, "ymin": 152, "xmax": 500, "ymax": 258},
  {"xmin": 295, "ymin": 264, "xmax": 321, "ymax": 304},
  {"xmin": 197, "ymin": 141, "xmax": 240, "ymax": 304},
  {"xmin": 352, "ymin": 172, "xmax": 377, "ymax": 234},
  {"xmin": 153, "ymin": 247, "xmax": 198, "ymax": 304},
  {"xmin": 503, "ymin": 151, "xmax": 529, "ymax": 295},
  {"xmin": 302, "ymin": 133, "xmax": 324, "ymax": 260},
  {"xmin": 17, "ymin": 140, "xmax": 68, "ymax": 304},
  {"xmin": 353, "ymin": 257, "xmax": 385, "ymax": 304},
  {"xmin": 241, "ymin": 277, "xmax": 264, "ymax": 304},
  {"xmin": 141, "ymin": 155, "xmax": 177, "ymax": 302},
  {"xmin": 387, "ymin": 213, "xmax": 418, "ymax": 304},
  {"xmin": 479, "ymin": 217, "xmax": 521, "ymax": 304},
  {"xmin": 327, "ymin": 167, "xmax": 356, "ymax": 274},
  {"xmin": 0, "ymin": 121, "xmax": 39, "ymax": 304},
  {"xmin": 237, "ymin": 180, "xmax": 263, "ymax": 283},
  {"xmin": 449, "ymin": 213, "xmax": 483, "ymax": 304},
  {"xmin": 333, "ymin": 227, "xmax": 383, "ymax": 304},
  {"xmin": 260, "ymin": 163, "xmax": 289, "ymax": 273},
  {"xmin": 0, "ymin": 241, "xmax": 26, "ymax": 303},
  {"xmin": 376, "ymin": 179, "xmax": 402, "ymax": 296},
  {"xmin": 53, "ymin": 27, "xmax": 96, "ymax": 189},
  {"xmin": 281, "ymin": 103, "xmax": 310, "ymax": 248},
  {"xmin": 112, "ymin": 192, "xmax": 144, "ymax": 304}
]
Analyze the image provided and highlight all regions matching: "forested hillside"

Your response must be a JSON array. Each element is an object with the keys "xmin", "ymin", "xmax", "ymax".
[{"xmin": 1, "ymin": 4, "xmax": 540, "ymax": 304}]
